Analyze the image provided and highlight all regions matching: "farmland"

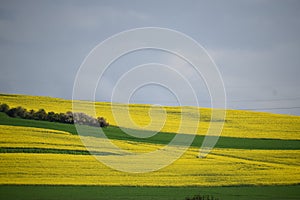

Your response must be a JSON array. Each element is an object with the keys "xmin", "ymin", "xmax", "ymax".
[
  {"xmin": 0, "ymin": 93, "xmax": 300, "ymax": 199},
  {"xmin": 1, "ymin": 94, "xmax": 299, "ymax": 140}
]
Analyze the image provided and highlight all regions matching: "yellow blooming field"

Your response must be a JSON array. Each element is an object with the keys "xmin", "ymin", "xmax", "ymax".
[
  {"xmin": 0, "ymin": 149, "xmax": 299, "ymax": 186},
  {"xmin": 0, "ymin": 93, "xmax": 299, "ymax": 186},
  {"xmin": 0, "ymin": 125, "xmax": 299, "ymax": 186},
  {"xmin": 0, "ymin": 125, "xmax": 160, "ymax": 153},
  {"xmin": 0, "ymin": 125, "xmax": 84, "ymax": 151},
  {"xmin": 1, "ymin": 94, "xmax": 299, "ymax": 140}
]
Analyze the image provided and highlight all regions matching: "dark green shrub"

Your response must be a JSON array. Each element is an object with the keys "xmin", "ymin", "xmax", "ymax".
[
  {"xmin": 15, "ymin": 106, "xmax": 27, "ymax": 118},
  {"xmin": 46, "ymin": 111, "xmax": 56, "ymax": 122},
  {"xmin": 185, "ymin": 194, "xmax": 219, "ymax": 200},
  {"xmin": 65, "ymin": 111, "xmax": 74, "ymax": 124},
  {"xmin": 5, "ymin": 106, "xmax": 27, "ymax": 118},
  {"xmin": 25, "ymin": 109, "xmax": 35, "ymax": 119},
  {"xmin": 97, "ymin": 117, "xmax": 109, "ymax": 127},
  {"xmin": 0, "ymin": 103, "xmax": 9, "ymax": 112},
  {"xmin": 34, "ymin": 109, "xmax": 47, "ymax": 120},
  {"xmin": 6, "ymin": 108, "xmax": 18, "ymax": 117},
  {"xmin": 1, "ymin": 105, "xmax": 109, "ymax": 128}
]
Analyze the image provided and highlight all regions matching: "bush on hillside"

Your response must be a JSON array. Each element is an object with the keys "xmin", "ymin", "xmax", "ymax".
[
  {"xmin": 0, "ymin": 104, "xmax": 109, "ymax": 128},
  {"xmin": 0, "ymin": 103, "xmax": 9, "ymax": 113}
]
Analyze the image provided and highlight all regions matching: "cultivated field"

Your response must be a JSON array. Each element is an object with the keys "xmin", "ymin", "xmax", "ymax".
[
  {"xmin": 0, "ymin": 93, "xmax": 299, "ymax": 199},
  {"xmin": 1, "ymin": 94, "xmax": 299, "ymax": 140}
]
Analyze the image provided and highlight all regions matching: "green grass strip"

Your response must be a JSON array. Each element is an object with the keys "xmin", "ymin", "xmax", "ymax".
[
  {"xmin": 0, "ymin": 147, "xmax": 90, "ymax": 155},
  {"xmin": 0, "ymin": 113, "xmax": 299, "ymax": 150},
  {"xmin": 0, "ymin": 185, "xmax": 299, "ymax": 200}
]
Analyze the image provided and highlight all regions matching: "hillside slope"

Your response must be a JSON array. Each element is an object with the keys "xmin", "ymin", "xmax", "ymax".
[
  {"xmin": 0, "ymin": 123, "xmax": 299, "ymax": 186},
  {"xmin": 0, "ymin": 93, "xmax": 299, "ymax": 140},
  {"xmin": 0, "ymin": 93, "xmax": 299, "ymax": 186}
]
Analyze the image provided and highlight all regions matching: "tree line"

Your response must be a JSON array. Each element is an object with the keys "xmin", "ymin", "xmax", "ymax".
[{"xmin": 0, "ymin": 103, "xmax": 109, "ymax": 128}]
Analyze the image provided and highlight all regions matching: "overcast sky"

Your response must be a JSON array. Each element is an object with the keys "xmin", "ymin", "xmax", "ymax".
[{"xmin": 0, "ymin": 0, "xmax": 300, "ymax": 115}]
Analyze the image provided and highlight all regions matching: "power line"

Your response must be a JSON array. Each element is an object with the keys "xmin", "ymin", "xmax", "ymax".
[
  {"xmin": 127, "ymin": 97, "xmax": 300, "ymax": 103},
  {"xmin": 230, "ymin": 97, "xmax": 300, "ymax": 103},
  {"xmin": 240, "ymin": 106, "xmax": 300, "ymax": 111},
  {"xmin": 96, "ymin": 98, "xmax": 300, "ymax": 111}
]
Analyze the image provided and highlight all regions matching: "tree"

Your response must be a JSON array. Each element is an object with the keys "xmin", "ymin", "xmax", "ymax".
[
  {"xmin": 34, "ymin": 109, "xmax": 47, "ymax": 120},
  {"xmin": 2, "ymin": 105, "xmax": 109, "ymax": 128},
  {"xmin": 65, "ymin": 111, "xmax": 74, "ymax": 124},
  {"xmin": 58, "ymin": 113, "xmax": 67, "ymax": 123},
  {"xmin": 46, "ymin": 111, "xmax": 56, "ymax": 122},
  {"xmin": 25, "ymin": 109, "xmax": 35, "ymax": 119},
  {"xmin": 17, "ymin": 106, "xmax": 27, "ymax": 118},
  {"xmin": 6, "ymin": 108, "xmax": 18, "ymax": 117},
  {"xmin": 6, "ymin": 106, "xmax": 26, "ymax": 118},
  {"xmin": 0, "ymin": 104, "xmax": 9, "ymax": 113},
  {"xmin": 97, "ymin": 117, "xmax": 109, "ymax": 127}
]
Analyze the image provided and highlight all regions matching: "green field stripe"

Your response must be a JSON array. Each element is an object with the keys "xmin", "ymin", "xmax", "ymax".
[
  {"xmin": 0, "ymin": 147, "xmax": 119, "ymax": 156},
  {"xmin": 0, "ymin": 113, "xmax": 78, "ymax": 134},
  {"xmin": 1, "ymin": 113, "xmax": 299, "ymax": 150},
  {"xmin": 106, "ymin": 130, "xmax": 300, "ymax": 150},
  {"xmin": 0, "ymin": 147, "xmax": 90, "ymax": 155},
  {"xmin": 210, "ymin": 152, "xmax": 299, "ymax": 167},
  {"xmin": 204, "ymin": 136, "xmax": 300, "ymax": 150},
  {"xmin": 0, "ymin": 185, "xmax": 299, "ymax": 200}
]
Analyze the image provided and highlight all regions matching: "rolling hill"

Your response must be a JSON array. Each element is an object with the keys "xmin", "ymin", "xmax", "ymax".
[{"xmin": 0, "ymin": 93, "xmax": 299, "ymax": 199}]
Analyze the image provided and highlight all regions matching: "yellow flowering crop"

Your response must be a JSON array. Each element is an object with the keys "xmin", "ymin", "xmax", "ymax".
[
  {"xmin": 1, "ymin": 93, "xmax": 299, "ymax": 140},
  {"xmin": 0, "ymin": 125, "xmax": 299, "ymax": 186}
]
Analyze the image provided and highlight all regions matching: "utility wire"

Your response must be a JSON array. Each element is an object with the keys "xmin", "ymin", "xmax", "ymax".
[
  {"xmin": 97, "ymin": 97, "xmax": 300, "ymax": 111},
  {"xmin": 127, "ymin": 97, "xmax": 300, "ymax": 103},
  {"xmin": 241, "ymin": 106, "xmax": 300, "ymax": 111}
]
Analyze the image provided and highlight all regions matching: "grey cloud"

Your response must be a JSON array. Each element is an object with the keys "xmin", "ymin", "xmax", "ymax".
[{"xmin": 0, "ymin": 0, "xmax": 299, "ymax": 115}]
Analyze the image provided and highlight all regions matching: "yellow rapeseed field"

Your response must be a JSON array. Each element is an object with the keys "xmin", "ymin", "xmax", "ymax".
[
  {"xmin": 1, "ymin": 93, "xmax": 299, "ymax": 140},
  {"xmin": 0, "ymin": 125, "xmax": 160, "ymax": 153},
  {"xmin": 0, "ymin": 125, "xmax": 84, "ymax": 151},
  {"xmin": 0, "ymin": 125, "xmax": 299, "ymax": 186},
  {"xmin": 0, "ymin": 150, "xmax": 299, "ymax": 186}
]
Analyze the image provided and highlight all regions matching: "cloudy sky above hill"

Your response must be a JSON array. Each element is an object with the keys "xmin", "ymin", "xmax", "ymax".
[{"xmin": 0, "ymin": 0, "xmax": 299, "ymax": 115}]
